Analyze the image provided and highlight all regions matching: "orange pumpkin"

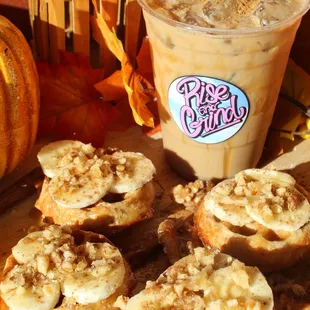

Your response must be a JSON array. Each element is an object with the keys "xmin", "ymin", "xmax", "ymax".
[{"xmin": 0, "ymin": 16, "xmax": 40, "ymax": 178}]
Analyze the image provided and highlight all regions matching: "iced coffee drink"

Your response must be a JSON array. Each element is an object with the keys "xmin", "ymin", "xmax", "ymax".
[{"xmin": 138, "ymin": 0, "xmax": 310, "ymax": 180}]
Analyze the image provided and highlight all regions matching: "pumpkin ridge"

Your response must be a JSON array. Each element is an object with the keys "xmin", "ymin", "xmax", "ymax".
[
  {"xmin": 0, "ymin": 40, "xmax": 30, "ymax": 173},
  {"xmin": 0, "ymin": 60, "xmax": 9, "ymax": 176},
  {"xmin": 0, "ymin": 16, "xmax": 40, "ymax": 178},
  {"xmin": 0, "ymin": 24, "xmax": 39, "ymax": 151}
]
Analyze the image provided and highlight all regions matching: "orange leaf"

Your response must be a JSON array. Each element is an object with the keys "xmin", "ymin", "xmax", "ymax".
[
  {"xmin": 90, "ymin": 1, "xmax": 123, "ymax": 62},
  {"xmin": 108, "ymin": 98, "xmax": 137, "ymax": 132},
  {"xmin": 94, "ymin": 70, "xmax": 127, "ymax": 101},
  {"xmin": 121, "ymin": 53, "xmax": 155, "ymax": 127},
  {"xmin": 37, "ymin": 51, "xmax": 119, "ymax": 147},
  {"xmin": 94, "ymin": 71, "xmax": 136, "ymax": 132},
  {"xmin": 91, "ymin": 0, "xmax": 155, "ymax": 128}
]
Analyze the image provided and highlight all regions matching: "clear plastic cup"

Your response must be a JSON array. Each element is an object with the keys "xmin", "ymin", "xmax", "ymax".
[{"xmin": 138, "ymin": 0, "xmax": 310, "ymax": 181}]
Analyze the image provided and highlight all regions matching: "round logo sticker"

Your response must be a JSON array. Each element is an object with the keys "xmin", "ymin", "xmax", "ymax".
[{"xmin": 168, "ymin": 76, "xmax": 250, "ymax": 144}]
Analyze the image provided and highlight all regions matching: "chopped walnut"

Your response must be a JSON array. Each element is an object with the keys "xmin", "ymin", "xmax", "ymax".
[
  {"xmin": 103, "ymin": 152, "xmax": 132, "ymax": 180},
  {"xmin": 291, "ymin": 284, "xmax": 306, "ymax": 296},
  {"xmin": 233, "ymin": 171, "xmax": 307, "ymax": 219},
  {"xmin": 124, "ymin": 248, "xmax": 272, "ymax": 309},
  {"xmin": 75, "ymin": 258, "xmax": 88, "ymax": 272},
  {"xmin": 61, "ymin": 261, "xmax": 74, "ymax": 272},
  {"xmin": 235, "ymin": 172, "xmax": 247, "ymax": 186},
  {"xmin": 55, "ymin": 144, "xmax": 112, "ymax": 194},
  {"xmin": 276, "ymin": 187, "xmax": 286, "ymax": 197},
  {"xmin": 1, "ymin": 225, "xmax": 126, "ymax": 306},
  {"xmin": 271, "ymin": 204, "xmax": 282, "ymax": 214},
  {"xmin": 102, "ymin": 147, "xmax": 120, "ymax": 155},
  {"xmin": 173, "ymin": 284, "xmax": 184, "ymax": 297},
  {"xmin": 227, "ymin": 299, "xmax": 238, "ymax": 307},
  {"xmin": 273, "ymin": 282, "xmax": 292, "ymax": 293},
  {"xmin": 37, "ymin": 255, "xmax": 50, "ymax": 275},
  {"xmin": 171, "ymin": 180, "xmax": 214, "ymax": 209}
]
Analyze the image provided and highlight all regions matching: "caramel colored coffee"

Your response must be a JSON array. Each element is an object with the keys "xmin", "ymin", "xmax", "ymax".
[{"xmin": 138, "ymin": 0, "xmax": 310, "ymax": 180}]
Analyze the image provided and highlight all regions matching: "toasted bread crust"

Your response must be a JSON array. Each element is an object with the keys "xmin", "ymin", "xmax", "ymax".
[
  {"xmin": 194, "ymin": 201, "xmax": 310, "ymax": 272},
  {"xmin": 35, "ymin": 178, "xmax": 156, "ymax": 234},
  {"xmin": 1, "ymin": 229, "xmax": 136, "ymax": 310}
]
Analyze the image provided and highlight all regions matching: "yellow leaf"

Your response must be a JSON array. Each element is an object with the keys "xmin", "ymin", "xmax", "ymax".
[
  {"xmin": 300, "ymin": 124, "xmax": 310, "ymax": 139},
  {"xmin": 90, "ymin": 0, "xmax": 123, "ymax": 62},
  {"xmin": 94, "ymin": 71, "xmax": 127, "ymax": 101},
  {"xmin": 91, "ymin": 0, "xmax": 155, "ymax": 128}
]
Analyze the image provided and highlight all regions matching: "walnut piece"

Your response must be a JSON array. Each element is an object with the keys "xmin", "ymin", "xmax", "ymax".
[
  {"xmin": 234, "ymin": 172, "xmax": 305, "ymax": 216},
  {"xmin": 55, "ymin": 143, "xmax": 112, "ymax": 193},
  {"xmin": 171, "ymin": 180, "xmax": 214, "ymax": 209}
]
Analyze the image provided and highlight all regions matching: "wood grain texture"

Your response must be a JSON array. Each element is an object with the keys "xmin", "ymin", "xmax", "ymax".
[
  {"xmin": 48, "ymin": 0, "xmax": 65, "ymax": 63},
  {"xmin": 0, "ymin": 5, "xmax": 32, "ymax": 42},
  {"xmin": 0, "ymin": 0, "xmax": 28, "ymax": 9},
  {"xmin": 124, "ymin": 0, "xmax": 143, "ymax": 65},
  {"xmin": 100, "ymin": 0, "xmax": 119, "ymax": 75},
  {"xmin": 0, "ymin": 167, "xmax": 43, "ymax": 216},
  {"xmin": 72, "ymin": 0, "xmax": 90, "ymax": 56},
  {"xmin": 38, "ymin": 0, "xmax": 49, "ymax": 60}
]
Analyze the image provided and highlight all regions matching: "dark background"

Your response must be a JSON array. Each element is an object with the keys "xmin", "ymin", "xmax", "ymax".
[{"xmin": 0, "ymin": 0, "xmax": 310, "ymax": 74}]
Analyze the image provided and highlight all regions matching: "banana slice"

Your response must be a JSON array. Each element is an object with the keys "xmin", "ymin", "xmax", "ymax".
[
  {"xmin": 0, "ymin": 265, "xmax": 61, "ymax": 310},
  {"xmin": 205, "ymin": 197, "xmax": 253, "ymax": 227},
  {"xmin": 48, "ymin": 159, "xmax": 113, "ymax": 209},
  {"xmin": 12, "ymin": 227, "xmax": 73, "ymax": 264},
  {"xmin": 245, "ymin": 187, "xmax": 310, "ymax": 232},
  {"xmin": 61, "ymin": 242, "xmax": 125, "ymax": 304},
  {"xmin": 238, "ymin": 169, "xmax": 296, "ymax": 187},
  {"xmin": 105, "ymin": 152, "xmax": 156, "ymax": 194},
  {"xmin": 206, "ymin": 169, "xmax": 304, "ymax": 230},
  {"xmin": 38, "ymin": 140, "xmax": 85, "ymax": 178},
  {"xmin": 115, "ymin": 247, "xmax": 273, "ymax": 309},
  {"xmin": 233, "ymin": 169, "xmax": 310, "ymax": 232},
  {"xmin": 205, "ymin": 180, "xmax": 254, "ymax": 227},
  {"xmin": 12, "ymin": 231, "xmax": 45, "ymax": 264}
]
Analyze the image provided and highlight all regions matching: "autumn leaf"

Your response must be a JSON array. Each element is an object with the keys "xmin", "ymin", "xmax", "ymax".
[
  {"xmin": 91, "ymin": 0, "xmax": 123, "ymax": 62},
  {"xmin": 90, "ymin": 0, "xmax": 155, "ymax": 128},
  {"xmin": 95, "ymin": 40, "xmax": 159, "ymax": 134},
  {"xmin": 121, "ymin": 53, "xmax": 155, "ymax": 127},
  {"xmin": 94, "ymin": 71, "xmax": 136, "ymax": 131},
  {"xmin": 37, "ymin": 51, "xmax": 120, "ymax": 147},
  {"xmin": 95, "ymin": 70, "xmax": 127, "ymax": 102}
]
